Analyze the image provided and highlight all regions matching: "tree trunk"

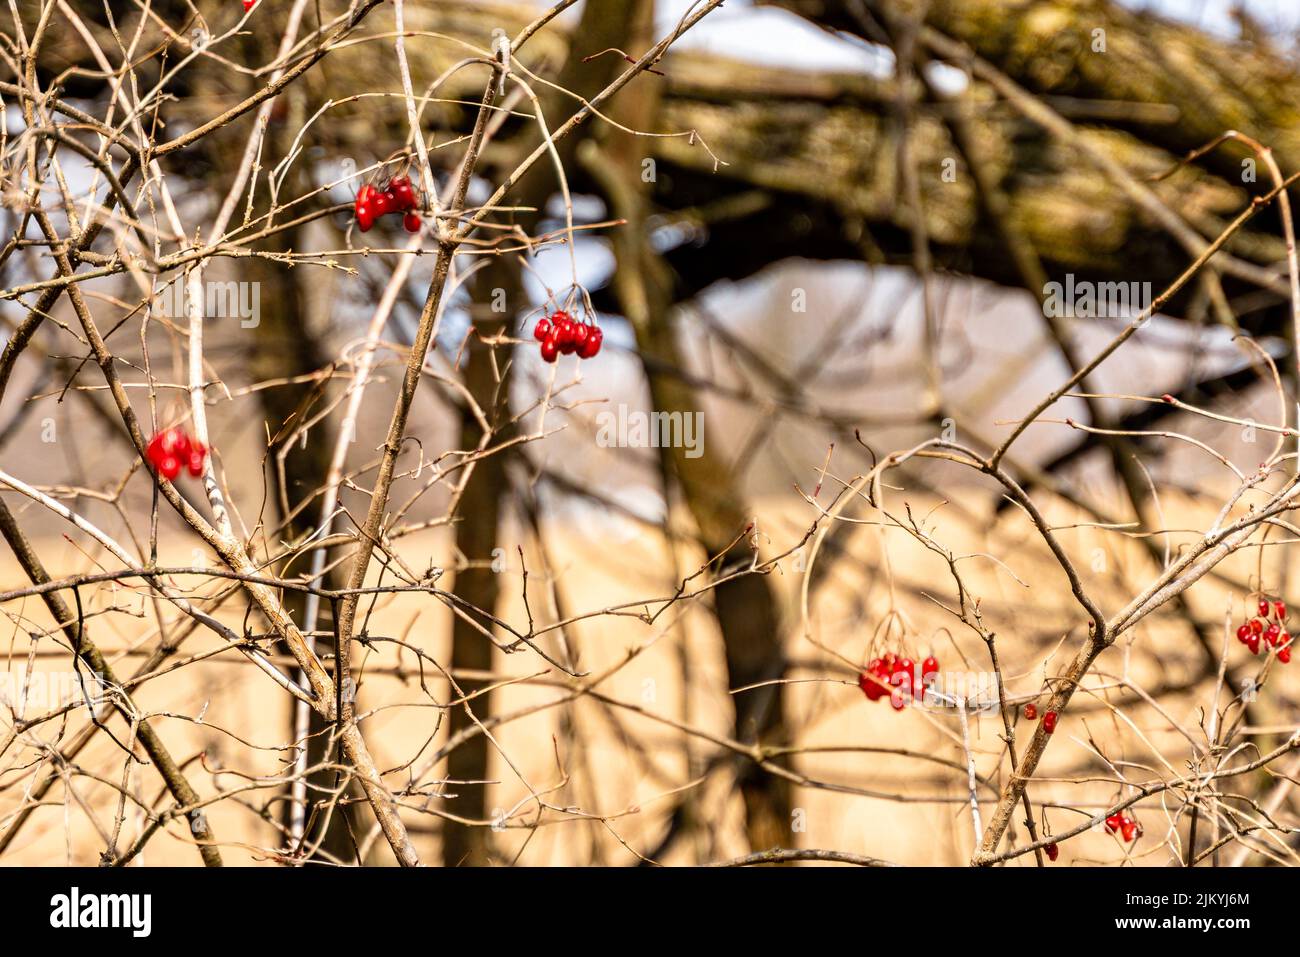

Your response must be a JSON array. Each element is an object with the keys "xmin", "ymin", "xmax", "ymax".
[
  {"xmin": 583, "ymin": 0, "xmax": 793, "ymax": 855},
  {"xmin": 441, "ymin": 264, "xmax": 516, "ymax": 867},
  {"xmin": 242, "ymin": 102, "xmax": 360, "ymax": 862},
  {"xmin": 438, "ymin": 0, "xmax": 676, "ymax": 864}
]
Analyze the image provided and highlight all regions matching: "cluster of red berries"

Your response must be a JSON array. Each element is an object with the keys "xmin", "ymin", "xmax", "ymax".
[
  {"xmin": 858, "ymin": 653, "xmax": 940, "ymax": 710},
  {"xmin": 354, "ymin": 175, "xmax": 422, "ymax": 233},
  {"xmin": 146, "ymin": 427, "xmax": 208, "ymax": 481},
  {"xmin": 1235, "ymin": 597, "xmax": 1292, "ymax": 663},
  {"xmin": 1105, "ymin": 812, "xmax": 1143, "ymax": 843},
  {"xmin": 533, "ymin": 310, "xmax": 602, "ymax": 363}
]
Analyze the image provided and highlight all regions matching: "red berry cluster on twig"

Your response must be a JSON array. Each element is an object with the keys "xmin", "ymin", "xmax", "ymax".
[
  {"xmin": 533, "ymin": 310, "xmax": 602, "ymax": 363},
  {"xmin": 858, "ymin": 653, "xmax": 939, "ymax": 711},
  {"xmin": 146, "ymin": 427, "xmax": 208, "ymax": 482},
  {"xmin": 1235, "ymin": 595, "xmax": 1291, "ymax": 663},
  {"xmin": 1105, "ymin": 812, "xmax": 1143, "ymax": 843},
  {"xmin": 354, "ymin": 175, "xmax": 422, "ymax": 233}
]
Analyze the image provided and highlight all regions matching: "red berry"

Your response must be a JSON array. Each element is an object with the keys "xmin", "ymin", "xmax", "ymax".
[
  {"xmin": 1247, "ymin": 632, "xmax": 1261, "ymax": 655},
  {"xmin": 922, "ymin": 655, "xmax": 939, "ymax": 679},
  {"xmin": 354, "ymin": 186, "xmax": 379, "ymax": 230},
  {"xmin": 540, "ymin": 338, "xmax": 559, "ymax": 363},
  {"xmin": 572, "ymin": 323, "xmax": 590, "ymax": 351},
  {"xmin": 1120, "ymin": 816, "xmax": 1137, "ymax": 843},
  {"xmin": 157, "ymin": 454, "xmax": 182, "ymax": 480},
  {"xmin": 1045, "ymin": 842, "xmax": 1059, "ymax": 862},
  {"xmin": 1259, "ymin": 598, "xmax": 1271, "ymax": 618},
  {"xmin": 889, "ymin": 663, "xmax": 915, "ymax": 709},
  {"xmin": 1251, "ymin": 618, "xmax": 1264, "ymax": 636},
  {"xmin": 1276, "ymin": 600, "xmax": 1288, "ymax": 619},
  {"xmin": 389, "ymin": 175, "xmax": 418, "ymax": 210},
  {"xmin": 577, "ymin": 326, "xmax": 603, "ymax": 359},
  {"xmin": 890, "ymin": 659, "xmax": 913, "ymax": 691},
  {"xmin": 551, "ymin": 309, "xmax": 570, "ymax": 324},
  {"xmin": 1279, "ymin": 646, "xmax": 1292, "ymax": 664},
  {"xmin": 860, "ymin": 661, "xmax": 887, "ymax": 702},
  {"xmin": 1105, "ymin": 814, "xmax": 1122, "ymax": 834},
  {"xmin": 166, "ymin": 427, "xmax": 190, "ymax": 457},
  {"xmin": 147, "ymin": 427, "xmax": 190, "ymax": 470},
  {"xmin": 861, "ymin": 661, "xmax": 888, "ymax": 702},
  {"xmin": 866, "ymin": 664, "xmax": 889, "ymax": 702},
  {"xmin": 1265, "ymin": 622, "xmax": 1281, "ymax": 646},
  {"xmin": 355, "ymin": 202, "xmax": 374, "ymax": 232},
  {"xmin": 373, "ymin": 190, "xmax": 395, "ymax": 216},
  {"xmin": 557, "ymin": 320, "xmax": 578, "ymax": 354},
  {"xmin": 1023, "ymin": 703, "xmax": 1037, "ymax": 720},
  {"xmin": 243, "ymin": 0, "xmax": 255, "ymax": 10},
  {"xmin": 533, "ymin": 318, "xmax": 553, "ymax": 342},
  {"xmin": 1237, "ymin": 623, "xmax": 1251, "ymax": 643},
  {"xmin": 186, "ymin": 441, "xmax": 208, "ymax": 478},
  {"xmin": 1043, "ymin": 710, "xmax": 1058, "ymax": 733},
  {"xmin": 403, "ymin": 212, "xmax": 421, "ymax": 233}
]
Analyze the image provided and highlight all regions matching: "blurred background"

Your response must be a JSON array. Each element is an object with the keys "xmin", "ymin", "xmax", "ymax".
[{"xmin": 3, "ymin": 0, "xmax": 1300, "ymax": 866}]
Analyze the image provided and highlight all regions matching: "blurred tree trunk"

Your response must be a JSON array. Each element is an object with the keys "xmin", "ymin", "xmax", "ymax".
[
  {"xmin": 439, "ymin": 0, "xmax": 663, "ymax": 865},
  {"xmin": 240, "ymin": 100, "xmax": 360, "ymax": 863},
  {"xmin": 250, "ymin": 247, "xmax": 364, "ymax": 863},
  {"xmin": 442, "ymin": 261, "xmax": 516, "ymax": 867},
  {"xmin": 581, "ymin": 0, "xmax": 793, "ymax": 856}
]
